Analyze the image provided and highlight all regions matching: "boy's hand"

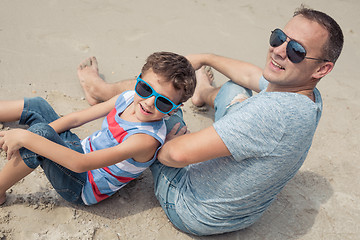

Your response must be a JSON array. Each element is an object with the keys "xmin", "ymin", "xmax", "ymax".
[
  {"xmin": 166, "ymin": 123, "xmax": 189, "ymax": 142},
  {"xmin": 0, "ymin": 129, "xmax": 26, "ymax": 160}
]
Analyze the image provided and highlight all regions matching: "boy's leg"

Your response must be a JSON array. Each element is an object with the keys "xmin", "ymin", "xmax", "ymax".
[
  {"xmin": 0, "ymin": 151, "xmax": 34, "ymax": 205},
  {"xmin": 77, "ymin": 56, "xmax": 136, "ymax": 105},
  {"xmin": 0, "ymin": 100, "xmax": 24, "ymax": 122},
  {"xmin": 1, "ymin": 98, "xmax": 86, "ymax": 205},
  {"xmin": 19, "ymin": 123, "xmax": 86, "ymax": 204},
  {"xmin": 20, "ymin": 97, "xmax": 61, "ymax": 126},
  {"xmin": 0, "ymin": 97, "xmax": 59, "ymax": 205}
]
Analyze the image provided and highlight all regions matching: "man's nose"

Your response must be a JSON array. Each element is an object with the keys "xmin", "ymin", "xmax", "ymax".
[{"xmin": 273, "ymin": 40, "xmax": 288, "ymax": 60}]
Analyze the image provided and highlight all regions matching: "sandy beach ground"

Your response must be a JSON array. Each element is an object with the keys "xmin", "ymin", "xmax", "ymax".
[{"xmin": 0, "ymin": 0, "xmax": 359, "ymax": 239}]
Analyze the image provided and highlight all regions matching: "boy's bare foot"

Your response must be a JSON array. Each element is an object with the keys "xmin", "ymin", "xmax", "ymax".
[
  {"xmin": 0, "ymin": 193, "xmax": 6, "ymax": 206},
  {"xmin": 77, "ymin": 56, "xmax": 106, "ymax": 105},
  {"xmin": 191, "ymin": 66, "xmax": 215, "ymax": 107}
]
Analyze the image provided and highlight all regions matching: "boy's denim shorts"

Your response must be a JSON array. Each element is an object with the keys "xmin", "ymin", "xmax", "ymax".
[{"xmin": 19, "ymin": 97, "xmax": 86, "ymax": 204}]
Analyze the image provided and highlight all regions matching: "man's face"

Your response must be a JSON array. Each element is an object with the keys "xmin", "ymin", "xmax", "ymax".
[{"xmin": 263, "ymin": 15, "xmax": 329, "ymax": 91}]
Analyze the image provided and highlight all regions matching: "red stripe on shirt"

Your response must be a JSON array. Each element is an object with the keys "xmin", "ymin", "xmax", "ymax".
[
  {"xmin": 87, "ymin": 171, "xmax": 110, "ymax": 202},
  {"xmin": 107, "ymin": 108, "xmax": 128, "ymax": 143},
  {"xmin": 88, "ymin": 138, "xmax": 94, "ymax": 152},
  {"xmin": 103, "ymin": 167, "xmax": 135, "ymax": 183}
]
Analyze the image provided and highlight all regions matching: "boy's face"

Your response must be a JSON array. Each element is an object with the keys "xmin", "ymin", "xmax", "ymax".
[{"xmin": 133, "ymin": 68, "xmax": 182, "ymax": 122}]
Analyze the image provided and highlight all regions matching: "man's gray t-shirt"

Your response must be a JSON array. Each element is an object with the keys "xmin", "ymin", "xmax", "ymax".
[{"xmin": 176, "ymin": 77, "xmax": 323, "ymax": 235}]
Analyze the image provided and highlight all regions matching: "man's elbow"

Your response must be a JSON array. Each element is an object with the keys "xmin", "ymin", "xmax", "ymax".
[{"xmin": 158, "ymin": 146, "xmax": 189, "ymax": 168}]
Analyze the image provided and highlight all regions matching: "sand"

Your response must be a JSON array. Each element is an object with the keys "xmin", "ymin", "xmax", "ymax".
[{"xmin": 0, "ymin": 0, "xmax": 359, "ymax": 239}]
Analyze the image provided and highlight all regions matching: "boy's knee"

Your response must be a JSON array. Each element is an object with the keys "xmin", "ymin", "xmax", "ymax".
[
  {"xmin": 27, "ymin": 123, "xmax": 55, "ymax": 139},
  {"xmin": 27, "ymin": 96, "xmax": 48, "ymax": 106}
]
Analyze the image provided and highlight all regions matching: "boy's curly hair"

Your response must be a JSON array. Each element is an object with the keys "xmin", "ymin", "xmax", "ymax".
[{"xmin": 141, "ymin": 52, "xmax": 196, "ymax": 103}]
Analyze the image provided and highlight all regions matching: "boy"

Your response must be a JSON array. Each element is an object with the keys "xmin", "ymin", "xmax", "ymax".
[{"xmin": 0, "ymin": 51, "xmax": 196, "ymax": 206}]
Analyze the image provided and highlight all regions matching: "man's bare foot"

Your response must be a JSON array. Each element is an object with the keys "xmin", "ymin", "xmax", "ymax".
[
  {"xmin": 77, "ymin": 56, "xmax": 107, "ymax": 105},
  {"xmin": 0, "ymin": 193, "xmax": 6, "ymax": 206},
  {"xmin": 191, "ymin": 66, "xmax": 215, "ymax": 107}
]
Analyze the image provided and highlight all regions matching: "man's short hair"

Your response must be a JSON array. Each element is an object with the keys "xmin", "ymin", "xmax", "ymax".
[{"xmin": 294, "ymin": 5, "xmax": 344, "ymax": 64}]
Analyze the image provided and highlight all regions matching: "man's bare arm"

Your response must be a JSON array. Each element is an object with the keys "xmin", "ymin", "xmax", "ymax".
[
  {"xmin": 157, "ymin": 126, "xmax": 230, "ymax": 168},
  {"xmin": 187, "ymin": 53, "xmax": 263, "ymax": 93}
]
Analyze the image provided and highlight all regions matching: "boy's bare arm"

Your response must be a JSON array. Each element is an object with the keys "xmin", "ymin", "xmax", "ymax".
[
  {"xmin": 157, "ymin": 126, "xmax": 231, "ymax": 168},
  {"xmin": 0, "ymin": 129, "xmax": 159, "ymax": 173},
  {"xmin": 76, "ymin": 134, "xmax": 160, "ymax": 171},
  {"xmin": 49, "ymin": 94, "xmax": 119, "ymax": 133}
]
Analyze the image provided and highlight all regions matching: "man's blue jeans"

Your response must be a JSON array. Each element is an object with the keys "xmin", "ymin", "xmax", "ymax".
[{"xmin": 150, "ymin": 81, "xmax": 253, "ymax": 235}]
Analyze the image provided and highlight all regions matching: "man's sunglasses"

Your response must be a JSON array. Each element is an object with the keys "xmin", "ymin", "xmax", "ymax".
[
  {"xmin": 135, "ymin": 74, "xmax": 181, "ymax": 114},
  {"xmin": 270, "ymin": 28, "xmax": 330, "ymax": 63}
]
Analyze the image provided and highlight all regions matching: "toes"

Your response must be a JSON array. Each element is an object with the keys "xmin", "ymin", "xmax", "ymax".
[
  {"xmin": 91, "ymin": 56, "xmax": 97, "ymax": 65},
  {"xmin": 78, "ymin": 57, "xmax": 92, "ymax": 69},
  {"xmin": 204, "ymin": 66, "xmax": 215, "ymax": 84},
  {"xmin": 90, "ymin": 56, "xmax": 99, "ymax": 71}
]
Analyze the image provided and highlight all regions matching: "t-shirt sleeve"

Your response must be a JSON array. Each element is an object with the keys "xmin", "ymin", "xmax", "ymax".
[
  {"xmin": 213, "ymin": 97, "xmax": 285, "ymax": 161},
  {"xmin": 259, "ymin": 76, "xmax": 269, "ymax": 91}
]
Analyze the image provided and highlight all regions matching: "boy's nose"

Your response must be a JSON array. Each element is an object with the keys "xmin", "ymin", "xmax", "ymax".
[{"xmin": 144, "ymin": 96, "xmax": 156, "ymax": 107}]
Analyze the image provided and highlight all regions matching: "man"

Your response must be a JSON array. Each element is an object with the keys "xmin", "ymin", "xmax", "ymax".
[{"xmin": 78, "ymin": 6, "xmax": 343, "ymax": 236}]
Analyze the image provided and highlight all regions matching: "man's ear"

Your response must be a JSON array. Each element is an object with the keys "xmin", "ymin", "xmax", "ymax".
[{"xmin": 312, "ymin": 62, "xmax": 334, "ymax": 79}]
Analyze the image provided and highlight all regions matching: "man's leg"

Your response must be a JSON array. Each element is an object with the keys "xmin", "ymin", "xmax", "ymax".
[
  {"xmin": 192, "ymin": 66, "xmax": 252, "ymax": 121},
  {"xmin": 77, "ymin": 56, "xmax": 136, "ymax": 105},
  {"xmin": 191, "ymin": 66, "xmax": 220, "ymax": 108}
]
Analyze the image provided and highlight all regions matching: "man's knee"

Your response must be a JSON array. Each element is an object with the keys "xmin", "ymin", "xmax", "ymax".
[{"xmin": 214, "ymin": 80, "xmax": 252, "ymax": 121}]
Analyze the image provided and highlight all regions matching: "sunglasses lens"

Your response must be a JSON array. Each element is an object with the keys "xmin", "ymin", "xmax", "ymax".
[
  {"xmin": 287, "ymin": 41, "xmax": 306, "ymax": 63},
  {"xmin": 135, "ymin": 78, "xmax": 176, "ymax": 114},
  {"xmin": 270, "ymin": 29, "xmax": 307, "ymax": 64},
  {"xmin": 270, "ymin": 29, "xmax": 286, "ymax": 47},
  {"xmin": 136, "ymin": 80, "xmax": 152, "ymax": 98},
  {"xmin": 155, "ymin": 97, "xmax": 173, "ymax": 113}
]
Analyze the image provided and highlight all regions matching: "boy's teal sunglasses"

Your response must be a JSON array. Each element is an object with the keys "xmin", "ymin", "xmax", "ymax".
[{"xmin": 135, "ymin": 74, "xmax": 181, "ymax": 114}]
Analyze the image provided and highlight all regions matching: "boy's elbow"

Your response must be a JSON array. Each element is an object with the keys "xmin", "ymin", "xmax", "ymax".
[
  {"xmin": 68, "ymin": 162, "xmax": 86, "ymax": 173},
  {"xmin": 72, "ymin": 166, "xmax": 86, "ymax": 173},
  {"xmin": 67, "ymin": 155, "xmax": 88, "ymax": 173}
]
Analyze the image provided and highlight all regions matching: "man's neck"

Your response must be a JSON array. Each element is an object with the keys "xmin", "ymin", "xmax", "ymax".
[{"xmin": 266, "ymin": 83, "xmax": 315, "ymax": 102}]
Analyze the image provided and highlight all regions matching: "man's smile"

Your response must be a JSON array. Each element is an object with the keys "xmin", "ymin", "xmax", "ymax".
[{"xmin": 271, "ymin": 59, "xmax": 285, "ymax": 70}]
